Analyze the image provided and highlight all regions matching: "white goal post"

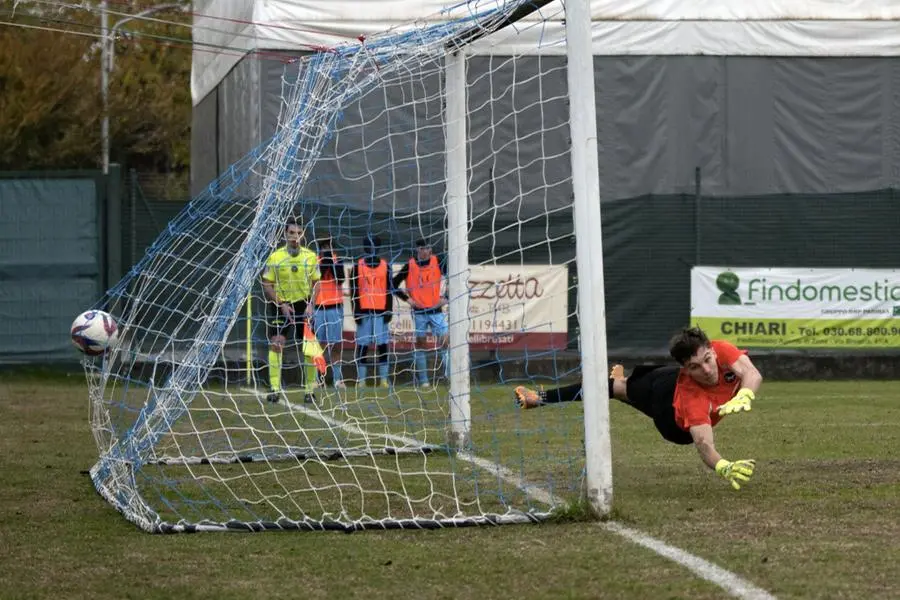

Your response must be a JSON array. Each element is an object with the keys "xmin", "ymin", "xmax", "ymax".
[
  {"xmin": 564, "ymin": 0, "xmax": 613, "ymax": 516},
  {"xmin": 85, "ymin": 0, "xmax": 612, "ymax": 533}
]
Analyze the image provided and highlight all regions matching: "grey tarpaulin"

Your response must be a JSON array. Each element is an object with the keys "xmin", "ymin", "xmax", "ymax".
[
  {"xmin": 192, "ymin": 56, "xmax": 900, "ymax": 199},
  {"xmin": 188, "ymin": 54, "xmax": 900, "ymax": 355}
]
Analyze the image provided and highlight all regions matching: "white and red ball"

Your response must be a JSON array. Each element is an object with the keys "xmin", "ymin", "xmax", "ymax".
[{"xmin": 70, "ymin": 310, "xmax": 119, "ymax": 356}]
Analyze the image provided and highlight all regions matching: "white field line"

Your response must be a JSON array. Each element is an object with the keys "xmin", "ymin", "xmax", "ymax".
[
  {"xmin": 601, "ymin": 522, "xmax": 776, "ymax": 600},
  {"xmin": 244, "ymin": 387, "xmax": 776, "ymax": 599}
]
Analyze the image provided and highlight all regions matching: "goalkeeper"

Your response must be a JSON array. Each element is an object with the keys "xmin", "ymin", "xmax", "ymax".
[
  {"xmin": 261, "ymin": 219, "xmax": 321, "ymax": 405},
  {"xmin": 515, "ymin": 327, "xmax": 763, "ymax": 490}
]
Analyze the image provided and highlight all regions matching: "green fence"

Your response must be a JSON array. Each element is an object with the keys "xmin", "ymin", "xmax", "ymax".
[
  {"xmin": 122, "ymin": 169, "xmax": 192, "ymax": 274},
  {"xmin": 0, "ymin": 166, "xmax": 189, "ymax": 364},
  {"xmin": 602, "ymin": 188, "xmax": 900, "ymax": 354}
]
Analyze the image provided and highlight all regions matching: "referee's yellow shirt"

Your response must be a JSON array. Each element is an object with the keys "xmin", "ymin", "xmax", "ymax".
[{"xmin": 262, "ymin": 246, "xmax": 320, "ymax": 303}]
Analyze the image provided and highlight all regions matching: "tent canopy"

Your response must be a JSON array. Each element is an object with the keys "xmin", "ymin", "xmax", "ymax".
[{"xmin": 192, "ymin": 0, "xmax": 900, "ymax": 105}]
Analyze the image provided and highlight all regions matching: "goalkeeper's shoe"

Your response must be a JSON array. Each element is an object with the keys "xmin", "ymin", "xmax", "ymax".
[
  {"xmin": 715, "ymin": 458, "xmax": 756, "ymax": 490},
  {"xmin": 266, "ymin": 389, "xmax": 283, "ymax": 404},
  {"xmin": 717, "ymin": 387, "xmax": 754, "ymax": 416},
  {"xmin": 514, "ymin": 385, "xmax": 545, "ymax": 409}
]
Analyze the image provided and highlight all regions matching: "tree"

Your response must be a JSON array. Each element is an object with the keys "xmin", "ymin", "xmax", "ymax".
[
  {"xmin": 0, "ymin": 24, "xmax": 101, "ymax": 169},
  {"xmin": 0, "ymin": 2, "xmax": 191, "ymax": 173}
]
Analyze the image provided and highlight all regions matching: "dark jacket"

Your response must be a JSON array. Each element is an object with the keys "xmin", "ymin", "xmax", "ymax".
[{"xmin": 318, "ymin": 250, "xmax": 345, "ymax": 285}]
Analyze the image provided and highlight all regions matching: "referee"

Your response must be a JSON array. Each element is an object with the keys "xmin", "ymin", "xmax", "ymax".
[{"xmin": 261, "ymin": 220, "xmax": 321, "ymax": 404}]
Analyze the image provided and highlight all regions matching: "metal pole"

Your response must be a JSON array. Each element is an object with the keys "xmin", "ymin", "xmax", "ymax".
[
  {"xmin": 694, "ymin": 166, "xmax": 701, "ymax": 265},
  {"xmin": 129, "ymin": 167, "xmax": 138, "ymax": 266},
  {"xmin": 101, "ymin": 0, "xmax": 109, "ymax": 175},
  {"xmin": 101, "ymin": 3, "xmax": 183, "ymax": 176}
]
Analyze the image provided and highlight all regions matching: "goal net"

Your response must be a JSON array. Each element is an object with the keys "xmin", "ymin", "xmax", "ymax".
[{"xmin": 86, "ymin": 0, "xmax": 609, "ymax": 532}]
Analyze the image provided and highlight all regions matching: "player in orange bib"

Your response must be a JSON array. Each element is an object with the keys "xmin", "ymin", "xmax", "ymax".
[
  {"xmin": 313, "ymin": 236, "xmax": 347, "ymax": 389},
  {"xmin": 514, "ymin": 327, "xmax": 764, "ymax": 490},
  {"xmin": 392, "ymin": 238, "xmax": 448, "ymax": 389},
  {"xmin": 349, "ymin": 234, "xmax": 394, "ymax": 388}
]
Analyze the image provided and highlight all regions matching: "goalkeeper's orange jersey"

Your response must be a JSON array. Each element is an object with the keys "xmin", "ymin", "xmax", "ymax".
[{"xmin": 672, "ymin": 340, "xmax": 746, "ymax": 431}]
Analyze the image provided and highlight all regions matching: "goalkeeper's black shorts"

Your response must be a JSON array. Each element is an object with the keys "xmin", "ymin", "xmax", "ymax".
[
  {"xmin": 265, "ymin": 299, "xmax": 309, "ymax": 341},
  {"xmin": 624, "ymin": 365, "xmax": 693, "ymax": 445}
]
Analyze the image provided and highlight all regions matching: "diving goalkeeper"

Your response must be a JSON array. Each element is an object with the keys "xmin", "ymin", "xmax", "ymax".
[{"xmin": 514, "ymin": 327, "xmax": 763, "ymax": 490}]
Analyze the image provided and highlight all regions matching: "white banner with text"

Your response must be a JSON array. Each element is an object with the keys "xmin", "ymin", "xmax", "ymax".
[
  {"xmin": 691, "ymin": 266, "xmax": 900, "ymax": 348},
  {"xmin": 332, "ymin": 263, "xmax": 569, "ymax": 350}
]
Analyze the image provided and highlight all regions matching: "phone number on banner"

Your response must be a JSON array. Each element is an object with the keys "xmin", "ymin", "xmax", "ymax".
[{"xmin": 691, "ymin": 317, "xmax": 900, "ymax": 348}]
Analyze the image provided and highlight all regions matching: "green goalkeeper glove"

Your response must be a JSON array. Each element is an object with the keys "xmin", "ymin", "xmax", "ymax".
[
  {"xmin": 717, "ymin": 387, "xmax": 754, "ymax": 416},
  {"xmin": 715, "ymin": 458, "xmax": 756, "ymax": 490}
]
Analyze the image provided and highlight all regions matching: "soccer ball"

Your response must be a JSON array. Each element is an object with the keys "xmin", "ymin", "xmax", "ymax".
[{"xmin": 71, "ymin": 310, "xmax": 119, "ymax": 356}]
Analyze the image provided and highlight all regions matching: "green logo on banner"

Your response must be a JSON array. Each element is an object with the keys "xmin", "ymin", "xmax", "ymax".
[
  {"xmin": 716, "ymin": 271, "xmax": 741, "ymax": 305},
  {"xmin": 893, "ymin": 306, "xmax": 900, "ymax": 316}
]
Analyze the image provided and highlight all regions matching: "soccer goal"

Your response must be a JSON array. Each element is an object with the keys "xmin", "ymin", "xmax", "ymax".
[{"xmin": 86, "ymin": 0, "xmax": 611, "ymax": 533}]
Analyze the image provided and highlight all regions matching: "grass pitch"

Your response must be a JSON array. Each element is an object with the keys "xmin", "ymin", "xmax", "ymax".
[{"xmin": 2, "ymin": 371, "xmax": 899, "ymax": 599}]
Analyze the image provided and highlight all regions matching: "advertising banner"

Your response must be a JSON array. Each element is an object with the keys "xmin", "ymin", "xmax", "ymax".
[
  {"xmin": 691, "ymin": 267, "xmax": 900, "ymax": 348},
  {"xmin": 335, "ymin": 263, "xmax": 569, "ymax": 350}
]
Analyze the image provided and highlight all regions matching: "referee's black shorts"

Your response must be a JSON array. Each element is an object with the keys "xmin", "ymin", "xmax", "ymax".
[
  {"xmin": 265, "ymin": 299, "xmax": 309, "ymax": 340},
  {"xmin": 625, "ymin": 365, "xmax": 693, "ymax": 445}
]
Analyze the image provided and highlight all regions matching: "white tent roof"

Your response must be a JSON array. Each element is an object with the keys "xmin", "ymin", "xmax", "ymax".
[{"xmin": 191, "ymin": 0, "xmax": 900, "ymax": 105}]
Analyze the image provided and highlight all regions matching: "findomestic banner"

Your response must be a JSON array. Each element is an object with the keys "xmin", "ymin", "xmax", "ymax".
[
  {"xmin": 690, "ymin": 267, "xmax": 900, "ymax": 348},
  {"xmin": 338, "ymin": 264, "xmax": 569, "ymax": 350}
]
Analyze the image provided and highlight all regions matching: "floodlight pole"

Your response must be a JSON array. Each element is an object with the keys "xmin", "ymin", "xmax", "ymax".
[
  {"xmin": 101, "ymin": 0, "xmax": 109, "ymax": 174},
  {"xmin": 565, "ymin": 0, "xmax": 613, "ymax": 516},
  {"xmin": 100, "ymin": 2, "xmax": 183, "ymax": 175}
]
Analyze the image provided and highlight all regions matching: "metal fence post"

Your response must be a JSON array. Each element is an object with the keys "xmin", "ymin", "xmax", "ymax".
[
  {"xmin": 129, "ymin": 168, "xmax": 138, "ymax": 268},
  {"xmin": 106, "ymin": 163, "xmax": 123, "ymax": 289},
  {"xmin": 694, "ymin": 166, "xmax": 702, "ymax": 265}
]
